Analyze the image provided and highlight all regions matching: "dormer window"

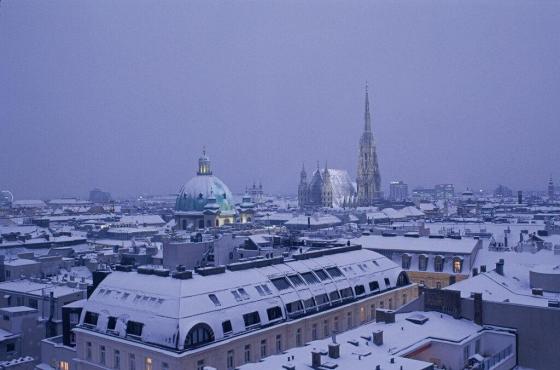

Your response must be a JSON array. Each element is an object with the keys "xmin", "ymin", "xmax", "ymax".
[{"xmin": 208, "ymin": 294, "xmax": 221, "ymax": 306}]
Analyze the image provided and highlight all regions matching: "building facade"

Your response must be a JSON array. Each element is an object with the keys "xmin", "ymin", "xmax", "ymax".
[{"xmin": 389, "ymin": 180, "xmax": 408, "ymax": 202}]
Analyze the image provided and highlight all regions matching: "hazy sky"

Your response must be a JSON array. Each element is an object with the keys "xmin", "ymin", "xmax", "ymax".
[{"xmin": 1, "ymin": 0, "xmax": 559, "ymax": 199}]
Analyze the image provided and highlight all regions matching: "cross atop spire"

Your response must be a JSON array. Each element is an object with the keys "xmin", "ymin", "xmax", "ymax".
[{"xmin": 364, "ymin": 81, "xmax": 371, "ymax": 132}]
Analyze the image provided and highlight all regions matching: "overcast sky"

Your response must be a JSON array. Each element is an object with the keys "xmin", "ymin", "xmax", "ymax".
[{"xmin": 1, "ymin": 0, "xmax": 559, "ymax": 199}]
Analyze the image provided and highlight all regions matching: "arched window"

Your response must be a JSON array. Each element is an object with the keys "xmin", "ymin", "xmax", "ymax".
[
  {"xmin": 401, "ymin": 254, "xmax": 411, "ymax": 269},
  {"xmin": 452, "ymin": 256, "xmax": 463, "ymax": 273},
  {"xmin": 396, "ymin": 271, "xmax": 410, "ymax": 287},
  {"xmin": 185, "ymin": 323, "xmax": 214, "ymax": 349},
  {"xmin": 434, "ymin": 255, "xmax": 444, "ymax": 272},
  {"xmin": 418, "ymin": 254, "xmax": 428, "ymax": 271}
]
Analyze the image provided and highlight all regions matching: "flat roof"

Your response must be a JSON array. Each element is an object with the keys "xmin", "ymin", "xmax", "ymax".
[{"xmin": 353, "ymin": 235, "xmax": 478, "ymax": 255}]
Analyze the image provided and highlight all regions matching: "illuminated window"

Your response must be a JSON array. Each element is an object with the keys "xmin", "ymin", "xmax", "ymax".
[
  {"xmin": 144, "ymin": 357, "xmax": 152, "ymax": 370},
  {"xmin": 453, "ymin": 257, "xmax": 463, "ymax": 273},
  {"xmin": 59, "ymin": 361, "xmax": 69, "ymax": 370}
]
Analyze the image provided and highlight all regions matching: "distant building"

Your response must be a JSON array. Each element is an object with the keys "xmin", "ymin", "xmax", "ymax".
[
  {"xmin": 0, "ymin": 190, "xmax": 13, "ymax": 209},
  {"xmin": 548, "ymin": 176, "xmax": 555, "ymax": 200},
  {"xmin": 298, "ymin": 164, "xmax": 356, "ymax": 208},
  {"xmin": 88, "ymin": 189, "xmax": 111, "ymax": 203},
  {"xmin": 389, "ymin": 180, "xmax": 408, "ymax": 201},
  {"xmin": 248, "ymin": 182, "xmax": 264, "ymax": 206},
  {"xmin": 494, "ymin": 184, "xmax": 513, "ymax": 198},
  {"xmin": 434, "ymin": 183, "xmax": 454, "ymax": 199}
]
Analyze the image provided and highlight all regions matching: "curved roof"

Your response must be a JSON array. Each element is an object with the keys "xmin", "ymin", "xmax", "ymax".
[{"xmin": 79, "ymin": 248, "xmax": 407, "ymax": 352}]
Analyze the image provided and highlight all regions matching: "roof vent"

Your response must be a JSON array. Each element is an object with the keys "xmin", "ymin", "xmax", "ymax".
[
  {"xmin": 115, "ymin": 265, "xmax": 133, "ymax": 272},
  {"xmin": 171, "ymin": 270, "xmax": 193, "ymax": 280},
  {"xmin": 548, "ymin": 300, "xmax": 560, "ymax": 308},
  {"xmin": 311, "ymin": 350, "xmax": 322, "ymax": 368},
  {"xmin": 137, "ymin": 266, "xmax": 154, "ymax": 275},
  {"xmin": 153, "ymin": 269, "xmax": 170, "ymax": 277},
  {"xmin": 495, "ymin": 260, "xmax": 504, "ymax": 276},
  {"xmin": 195, "ymin": 266, "xmax": 226, "ymax": 276},
  {"xmin": 406, "ymin": 313, "xmax": 429, "ymax": 325},
  {"xmin": 373, "ymin": 330, "xmax": 383, "ymax": 346},
  {"xmin": 328, "ymin": 343, "xmax": 340, "ymax": 359},
  {"xmin": 532, "ymin": 288, "xmax": 543, "ymax": 296}
]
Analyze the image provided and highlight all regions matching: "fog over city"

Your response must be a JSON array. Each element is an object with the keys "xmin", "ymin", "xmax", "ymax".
[{"xmin": 1, "ymin": 0, "xmax": 559, "ymax": 199}]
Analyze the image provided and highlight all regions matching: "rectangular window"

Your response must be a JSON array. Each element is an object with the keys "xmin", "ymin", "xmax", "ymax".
[
  {"xmin": 196, "ymin": 360, "xmax": 205, "ymax": 370},
  {"xmin": 114, "ymin": 350, "xmax": 120, "ymax": 369},
  {"xmin": 243, "ymin": 311, "xmax": 261, "ymax": 328},
  {"xmin": 99, "ymin": 345, "xmax": 106, "ymax": 365},
  {"xmin": 329, "ymin": 291, "xmax": 340, "ymax": 302},
  {"xmin": 380, "ymin": 301, "xmax": 384, "ymax": 308},
  {"xmin": 315, "ymin": 294, "xmax": 329, "ymax": 307},
  {"xmin": 475, "ymin": 339, "xmax": 481, "ymax": 354},
  {"xmin": 301, "ymin": 272, "xmax": 320, "ymax": 284},
  {"xmin": 6, "ymin": 342, "xmax": 15, "ymax": 352},
  {"xmin": 312, "ymin": 323, "xmax": 318, "ymax": 340},
  {"xmin": 69, "ymin": 313, "xmax": 80, "ymax": 324},
  {"xmin": 402, "ymin": 294, "xmax": 407, "ymax": 305},
  {"xmin": 145, "ymin": 357, "xmax": 152, "ymax": 370},
  {"xmin": 340, "ymin": 287, "xmax": 354, "ymax": 299},
  {"xmin": 231, "ymin": 290, "xmax": 242, "ymax": 302},
  {"xmin": 59, "ymin": 361, "xmax": 69, "ymax": 370},
  {"xmin": 84, "ymin": 311, "xmax": 99, "ymax": 326},
  {"xmin": 370, "ymin": 304, "xmax": 376, "ymax": 320},
  {"xmin": 255, "ymin": 285, "xmax": 265, "ymax": 296},
  {"xmin": 369, "ymin": 281, "xmax": 380, "ymax": 292},
  {"xmin": 354, "ymin": 285, "xmax": 365, "ymax": 296},
  {"xmin": 222, "ymin": 320, "xmax": 233, "ymax": 334},
  {"xmin": 334, "ymin": 316, "xmax": 339, "ymax": 332},
  {"xmin": 288, "ymin": 274, "xmax": 305, "ymax": 287},
  {"xmin": 296, "ymin": 328, "xmax": 302, "ymax": 346},
  {"xmin": 86, "ymin": 342, "xmax": 92, "ymax": 360},
  {"xmin": 260, "ymin": 340, "xmax": 267, "ymax": 358},
  {"xmin": 126, "ymin": 321, "xmax": 144, "ymax": 337},
  {"xmin": 463, "ymin": 345, "xmax": 470, "ymax": 363},
  {"xmin": 238, "ymin": 288, "xmax": 250, "ymax": 300},
  {"xmin": 389, "ymin": 298, "xmax": 393, "ymax": 310},
  {"xmin": 227, "ymin": 350, "xmax": 234, "ymax": 369},
  {"xmin": 313, "ymin": 269, "xmax": 330, "ymax": 281},
  {"xmin": 270, "ymin": 277, "xmax": 291, "ymax": 291},
  {"xmin": 28, "ymin": 298, "xmax": 38, "ymax": 309},
  {"xmin": 326, "ymin": 267, "xmax": 343, "ymax": 278},
  {"xmin": 129, "ymin": 354, "xmax": 136, "ymax": 370},
  {"xmin": 276, "ymin": 334, "xmax": 282, "ymax": 353},
  {"xmin": 162, "ymin": 362, "xmax": 168, "ymax": 370},
  {"xmin": 286, "ymin": 300, "xmax": 304, "ymax": 315},
  {"xmin": 347, "ymin": 312, "xmax": 352, "ymax": 329},
  {"xmin": 244, "ymin": 344, "xmax": 251, "ymax": 363},
  {"xmin": 108, "ymin": 317, "xmax": 117, "ymax": 331},
  {"xmin": 267, "ymin": 306, "xmax": 283, "ymax": 321},
  {"xmin": 323, "ymin": 319, "xmax": 329, "ymax": 337},
  {"xmin": 208, "ymin": 294, "xmax": 221, "ymax": 306},
  {"xmin": 384, "ymin": 278, "xmax": 391, "ymax": 287},
  {"xmin": 303, "ymin": 298, "xmax": 316, "ymax": 310}
]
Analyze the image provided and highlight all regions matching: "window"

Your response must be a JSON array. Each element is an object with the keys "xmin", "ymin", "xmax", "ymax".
[
  {"xmin": 28, "ymin": 298, "xmax": 38, "ymax": 309},
  {"xmin": 114, "ymin": 350, "xmax": 120, "ymax": 369},
  {"xmin": 334, "ymin": 316, "xmax": 339, "ymax": 332},
  {"xmin": 436, "ymin": 282, "xmax": 442, "ymax": 289},
  {"xmin": 347, "ymin": 312, "xmax": 353, "ymax": 328},
  {"xmin": 312, "ymin": 323, "xmax": 318, "ymax": 340},
  {"xmin": 434, "ymin": 256, "xmax": 444, "ymax": 272},
  {"xmin": 208, "ymin": 294, "xmax": 221, "ymax": 306},
  {"xmin": 463, "ymin": 345, "xmax": 470, "ymax": 363},
  {"xmin": 315, "ymin": 294, "xmax": 329, "ymax": 307},
  {"xmin": 384, "ymin": 277, "xmax": 391, "ymax": 287},
  {"xmin": 238, "ymin": 288, "xmax": 250, "ymax": 300},
  {"xmin": 286, "ymin": 300, "xmax": 304, "ymax": 315},
  {"xmin": 59, "ymin": 361, "xmax": 69, "ymax": 370},
  {"xmin": 475, "ymin": 339, "xmax": 481, "ymax": 354},
  {"xmin": 354, "ymin": 285, "xmax": 365, "ymax": 296},
  {"xmin": 261, "ymin": 285, "xmax": 272, "ymax": 295},
  {"xmin": 270, "ymin": 277, "xmax": 291, "ymax": 290},
  {"xmin": 267, "ymin": 306, "xmax": 283, "ymax": 321},
  {"xmin": 86, "ymin": 342, "xmax": 92, "ymax": 360},
  {"xmin": 326, "ymin": 267, "xmax": 343, "ymax": 278},
  {"xmin": 296, "ymin": 328, "xmax": 302, "ymax": 346},
  {"xmin": 100, "ymin": 345, "xmax": 106, "ymax": 365},
  {"xmin": 288, "ymin": 274, "xmax": 305, "ymax": 287},
  {"xmin": 370, "ymin": 304, "xmax": 376, "ymax": 320},
  {"xmin": 380, "ymin": 301, "xmax": 384, "ymax": 308},
  {"xmin": 275, "ymin": 334, "xmax": 282, "ymax": 353},
  {"xmin": 313, "ymin": 269, "xmax": 330, "ymax": 281},
  {"xmin": 84, "ymin": 311, "xmax": 99, "ymax": 326},
  {"xmin": 129, "ymin": 354, "xmax": 135, "ymax": 370},
  {"xmin": 402, "ymin": 254, "xmax": 411, "ymax": 269},
  {"xmin": 323, "ymin": 320, "xmax": 329, "ymax": 337},
  {"xmin": 6, "ymin": 342, "xmax": 15, "ymax": 353},
  {"xmin": 360, "ymin": 306, "xmax": 366, "ymax": 322},
  {"xmin": 255, "ymin": 285, "xmax": 265, "ymax": 296},
  {"xmin": 419, "ymin": 255, "xmax": 428, "ymax": 271},
  {"xmin": 329, "ymin": 291, "xmax": 341, "ymax": 302},
  {"xmin": 369, "ymin": 281, "xmax": 380, "ymax": 292},
  {"xmin": 389, "ymin": 298, "xmax": 393, "ymax": 310},
  {"xmin": 397, "ymin": 271, "xmax": 410, "ymax": 286},
  {"xmin": 2, "ymin": 315, "xmax": 8, "ymax": 321},
  {"xmin": 126, "ymin": 321, "xmax": 144, "ymax": 337},
  {"xmin": 145, "ymin": 357, "xmax": 152, "ymax": 370},
  {"xmin": 231, "ymin": 290, "xmax": 242, "ymax": 302},
  {"xmin": 260, "ymin": 340, "xmax": 267, "ymax": 358},
  {"xmin": 107, "ymin": 316, "xmax": 117, "ymax": 331},
  {"xmin": 244, "ymin": 344, "xmax": 251, "ymax": 363},
  {"xmin": 243, "ymin": 311, "xmax": 261, "ymax": 328},
  {"xmin": 227, "ymin": 350, "xmax": 235, "ymax": 369},
  {"xmin": 453, "ymin": 257, "xmax": 463, "ymax": 273},
  {"xmin": 303, "ymin": 298, "xmax": 316, "ymax": 310},
  {"xmin": 222, "ymin": 320, "xmax": 233, "ymax": 335},
  {"xmin": 196, "ymin": 361, "xmax": 205, "ymax": 370},
  {"xmin": 340, "ymin": 287, "xmax": 354, "ymax": 299},
  {"xmin": 185, "ymin": 323, "xmax": 215, "ymax": 348},
  {"xmin": 402, "ymin": 294, "xmax": 407, "ymax": 305},
  {"xmin": 301, "ymin": 272, "xmax": 320, "ymax": 284}
]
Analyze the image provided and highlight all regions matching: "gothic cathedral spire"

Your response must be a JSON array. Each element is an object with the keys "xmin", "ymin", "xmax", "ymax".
[{"xmin": 356, "ymin": 83, "xmax": 381, "ymax": 206}]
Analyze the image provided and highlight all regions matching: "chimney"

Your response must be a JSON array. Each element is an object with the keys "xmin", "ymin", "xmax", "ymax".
[
  {"xmin": 472, "ymin": 268, "xmax": 478, "ymax": 276},
  {"xmin": 480, "ymin": 265, "xmax": 486, "ymax": 273},
  {"xmin": 495, "ymin": 259, "xmax": 504, "ymax": 276},
  {"xmin": 328, "ymin": 343, "xmax": 340, "ymax": 359},
  {"xmin": 311, "ymin": 350, "xmax": 321, "ymax": 368},
  {"xmin": 373, "ymin": 330, "xmax": 383, "ymax": 346}
]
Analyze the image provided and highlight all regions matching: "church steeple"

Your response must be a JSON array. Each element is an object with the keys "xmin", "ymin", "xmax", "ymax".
[{"xmin": 364, "ymin": 82, "xmax": 371, "ymax": 132}]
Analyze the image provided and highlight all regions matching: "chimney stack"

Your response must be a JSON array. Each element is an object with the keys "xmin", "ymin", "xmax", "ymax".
[
  {"xmin": 373, "ymin": 330, "xmax": 383, "ymax": 346},
  {"xmin": 480, "ymin": 265, "xmax": 486, "ymax": 273},
  {"xmin": 472, "ymin": 268, "xmax": 478, "ymax": 276},
  {"xmin": 495, "ymin": 259, "xmax": 504, "ymax": 276},
  {"xmin": 311, "ymin": 350, "xmax": 321, "ymax": 368}
]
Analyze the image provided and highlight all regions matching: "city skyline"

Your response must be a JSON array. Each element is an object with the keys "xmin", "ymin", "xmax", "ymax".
[{"xmin": 1, "ymin": 1, "xmax": 559, "ymax": 199}]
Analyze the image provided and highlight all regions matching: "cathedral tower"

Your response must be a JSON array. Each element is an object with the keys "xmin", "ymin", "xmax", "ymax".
[
  {"xmin": 356, "ymin": 83, "xmax": 381, "ymax": 206},
  {"xmin": 321, "ymin": 162, "xmax": 333, "ymax": 208},
  {"xmin": 298, "ymin": 164, "xmax": 309, "ymax": 207}
]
